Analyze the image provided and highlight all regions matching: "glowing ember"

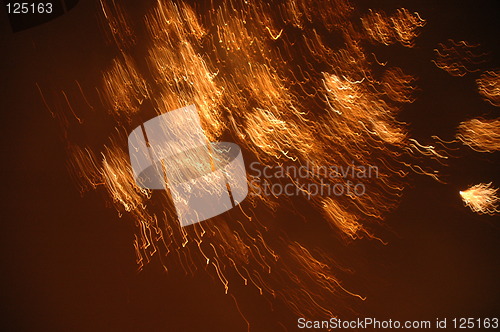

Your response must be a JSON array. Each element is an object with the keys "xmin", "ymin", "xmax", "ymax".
[{"xmin": 460, "ymin": 183, "xmax": 500, "ymax": 215}]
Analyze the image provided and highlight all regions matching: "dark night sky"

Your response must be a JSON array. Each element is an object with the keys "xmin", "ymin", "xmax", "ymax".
[{"xmin": 1, "ymin": 0, "xmax": 499, "ymax": 331}]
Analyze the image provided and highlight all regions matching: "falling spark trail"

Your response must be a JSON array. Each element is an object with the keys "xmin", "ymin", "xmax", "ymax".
[
  {"xmin": 477, "ymin": 70, "xmax": 500, "ymax": 107},
  {"xmin": 45, "ymin": 0, "xmax": 466, "ymax": 324},
  {"xmin": 456, "ymin": 118, "xmax": 500, "ymax": 153},
  {"xmin": 460, "ymin": 183, "xmax": 500, "ymax": 215},
  {"xmin": 432, "ymin": 39, "xmax": 488, "ymax": 77}
]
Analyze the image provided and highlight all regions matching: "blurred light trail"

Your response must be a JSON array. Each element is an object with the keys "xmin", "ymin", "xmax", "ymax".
[
  {"xmin": 460, "ymin": 183, "xmax": 500, "ymax": 215},
  {"xmin": 44, "ymin": 0, "xmax": 489, "ymax": 324},
  {"xmin": 456, "ymin": 118, "xmax": 500, "ymax": 152},
  {"xmin": 477, "ymin": 70, "xmax": 500, "ymax": 107},
  {"xmin": 432, "ymin": 39, "xmax": 487, "ymax": 77}
]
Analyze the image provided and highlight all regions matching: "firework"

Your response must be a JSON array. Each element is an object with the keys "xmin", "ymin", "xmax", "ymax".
[
  {"xmin": 456, "ymin": 118, "xmax": 500, "ymax": 152},
  {"xmin": 460, "ymin": 183, "xmax": 500, "ymax": 215}
]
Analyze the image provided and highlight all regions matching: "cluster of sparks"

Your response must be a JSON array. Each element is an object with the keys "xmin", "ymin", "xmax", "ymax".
[
  {"xmin": 476, "ymin": 70, "xmax": 500, "ymax": 107},
  {"xmin": 432, "ymin": 39, "xmax": 488, "ymax": 77},
  {"xmin": 433, "ymin": 41, "xmax": 499, "ymax": 156},
  {"xmin": 456, "ymin": 118, "xmax": 500, "ymax": 153},
  {"xmin": 460, "ymin": 183, "xmax": 500, "ymax": 215},
  {"xmin": 432, "ymin": 38, "xmax": 500, "ymax": 216},
  {"xmin": 41, "ymin": 0, "xmax": 499, "ymax": 326}
]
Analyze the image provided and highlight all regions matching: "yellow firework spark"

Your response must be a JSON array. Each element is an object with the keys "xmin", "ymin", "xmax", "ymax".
[{"xmin": 460, "ymin": 183, "xmax": 500, "ymax": 215}]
